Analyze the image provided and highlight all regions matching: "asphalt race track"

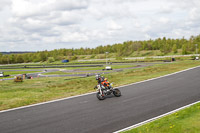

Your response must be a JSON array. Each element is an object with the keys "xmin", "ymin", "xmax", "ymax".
[{"xmin": 0, "ymin": 67, "xmax": 200, "ymax": 133}]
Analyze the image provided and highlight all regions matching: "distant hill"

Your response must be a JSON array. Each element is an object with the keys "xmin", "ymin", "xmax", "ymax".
[{"xmin": 0, "ymin": 51, "xmax": 36, "ymax": 55}]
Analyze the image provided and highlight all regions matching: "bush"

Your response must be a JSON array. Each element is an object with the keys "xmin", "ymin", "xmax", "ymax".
[
  {"xmin": 71, "ymin": 55, "xmax": 78, "ymax": 60},
  {"xmin": 116, "ymin": 56, "xmax": 123, "ymax": 60},
  {"xmin": 80, "ymin": 56, "xmax": 86, "ymax": 59},
  {"xmin": 90, "ymin": 55, "xmax": 96, "ymax": 59},
  {"xmin": 47, "ymin": 57, "xmax": 55, "ymax": 63},
  {"xmin": 97, "ymin": 54, "xmax": 105, "ymax": 59}
]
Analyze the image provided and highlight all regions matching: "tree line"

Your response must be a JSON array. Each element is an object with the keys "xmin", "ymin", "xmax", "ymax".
[{"xmin": 0, "ymin": 35, "xmax": 200, "ymax": 64}]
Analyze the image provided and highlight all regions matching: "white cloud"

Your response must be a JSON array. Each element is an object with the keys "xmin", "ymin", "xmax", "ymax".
[
  {"xmin": 189, "ymin": 7, "xmax": 200, "ymax": 21},
  {"xmin": 0, "ymin": 0, "xmax": 200, "ymax": 51},
  {"xmin": 107, "ymin": 20, "xmax": 122, "ymax": 31},
  {"xmin": 52, "ymin": 11, "xmax": 83, "ymax": 26},
  {"xmin": 11, "ymin": 0, "xmax": 48, "ymax": 17},
  {"xmin": 53, "ymin": 0, "xmax": 89, "ymax": 11},
  {"xmin": 158, "ymin": 17, "xmax": 170, "ymax": 24},
  {"xmin": 11, "ymin": 0, "xmax": 89, "ymax": 18},
  {"xmin": 61, "ymin": 32, "xmax": 89, "ymax": 42},
  {"xmin": 0, "ymin": 0, "xmax": 11, "ymax": 11},
  {"xmin": 142, "ymin": 25, "xmax": 152, "ymax": 33}
]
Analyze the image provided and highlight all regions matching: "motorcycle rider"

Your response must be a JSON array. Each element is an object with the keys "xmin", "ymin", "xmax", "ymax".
[
  {"xmin": 95, "ymin": 74, "xmax": 104, "ymax": 84},
  {"xmin": 95, "ymin": 74, "xmax": 121, "ymax": 100},
  {"xmin": 95, "ymin": 74, "xmax": 111, "ymax": 90}
]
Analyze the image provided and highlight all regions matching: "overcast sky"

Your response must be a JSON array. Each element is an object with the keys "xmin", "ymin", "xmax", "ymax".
[{"xmin": 0, "ymin": 0, "xmax": 200, "ymax": 51}]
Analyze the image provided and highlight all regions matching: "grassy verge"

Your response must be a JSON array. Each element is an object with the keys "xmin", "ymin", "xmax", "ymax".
[
  {"xmin": 3, "ymin": 71, "xmax": 41, "ymax": 75},
  {"xmin": 0, "ymin": 60, "xmax": 200, "ymax": 111},
  {"xmin": 0, "ymin": 71, "xmax": 41, "ymax": 79},
  {"xmin": 42, "ymin": 71, "xmax": 100, "ymax": 75},
  {"xmin": 0, "ymin": 76, "xmax": 13, "ymax": 79},
  {"xmin": 79, "ymin": 65, "xmax": 137, "ymax": 70},
  {"xmin": 42, "ymin": 65, "xmax": 137, "ymax": 75},
  {"xmin": 42, "ymin": 71, "xmax": 112, "ymax": 75},
  {"xmin": 123, "ymin": 102, "xmax": 200, "ymax": 133}
]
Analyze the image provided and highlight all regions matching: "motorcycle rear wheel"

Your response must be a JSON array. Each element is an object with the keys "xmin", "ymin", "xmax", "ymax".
[
  {"xmin": 113, "ymin": 89, "xmax": 121, "ymax": 97},
  {"xmin": 96, "ymin": 92, "xmax": 106, "ymax": 100}
]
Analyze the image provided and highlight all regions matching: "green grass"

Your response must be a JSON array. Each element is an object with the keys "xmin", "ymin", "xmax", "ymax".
[
  {"xmin": 0, "ymin": 60, "xmax": 200, "ymax": 111},
  {"xmin": 42, "ymin": 71, "xmax": 68, "ymax": 75},
  {"xmin": 78, "ymin": 65, "xmax": 136, "ymax": 70},
  {"xmin": 83, "ymin": 65, "xmax": 137, "ymax": 70},
  {"xmin": 42, "ymin": 65, "xmax": 137, "ymax": 75},
  {"xmin": 0, "ymin": 76, "xmax": 95, "ymax": 110},
  {"xmin": 123, "ymin": 102, "xmax": 200, "ymax": 133},
  {"xmin": 3, "ymin": 71, "xmax": 41, "ymax": 75},
  {"xmin": 0, "ymin": 50, "xmax": 195, "ymax": 67},
  {"xmin": 42, "ymin": 70, "xmax": 109, "ymax": 75},
  {"xmin": 0, "ymin": 76, "xmax": 13, "ymax": 79},
  {"xmin": 45, "ymin": 50, "xmax": 185, "ymax": 61},
  {"xmin": 0, "ymin": 71, "xmax": 41, "ymax": 79}
]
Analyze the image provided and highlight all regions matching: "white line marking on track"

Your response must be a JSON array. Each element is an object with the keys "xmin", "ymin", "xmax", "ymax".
[
  {"xmin": 0, "ymin": 66, "xmax": 199, "ymax": 114},
  {"xmin": 113, "ymin": 100, "xmax": 200, "ymax": 133}
]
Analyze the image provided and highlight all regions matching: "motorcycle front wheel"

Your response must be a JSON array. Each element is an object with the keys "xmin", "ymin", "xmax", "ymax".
[
  {"xmin": 96, "ymin": 92, "xmax": 106, "ymax": 100},
  {"xmin": 113, "ymin": 88, "xmax": 121, "ymax": 97}
]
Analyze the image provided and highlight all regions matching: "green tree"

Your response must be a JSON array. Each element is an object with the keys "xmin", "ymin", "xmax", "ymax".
[
  {"xmin": 16, "ymin": 54, "xmax": 24, "ymax": 63},
  {"xmin": 23, "ymin": 54, "xmax": 30, "ymax": 63},
  {"xmin": 38, "ymin": 52, "xmax": 47, "ymax": 62},
  {"xmin": 0, "ymin": 56, "xmax": 8, "ymax": 64},
  {"xmin": 8, "ymin": 54, "xmax": 16, "ymax": 64},
  {"xmin": 182, "ymin": 44, "xmax": 187, "ymax": 55},
  {"xmin": 172, "ymin": 44, "xmax": 177, "ymax": 53}
]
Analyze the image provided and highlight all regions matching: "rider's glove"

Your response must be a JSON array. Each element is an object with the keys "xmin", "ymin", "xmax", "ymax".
[{"xmin": 94, "ymin": 85, "xmax": 97, "ymax": 89}]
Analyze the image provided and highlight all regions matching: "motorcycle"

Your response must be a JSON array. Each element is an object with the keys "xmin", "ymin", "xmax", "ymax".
[{"xmin": 94, "ymin": 82, "xmax": 121, "ymax": 100}]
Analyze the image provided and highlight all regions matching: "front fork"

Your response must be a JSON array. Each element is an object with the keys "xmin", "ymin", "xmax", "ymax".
[{"xmin": 97, "ymin": 85, "xmax": 104, "ymax": 96}]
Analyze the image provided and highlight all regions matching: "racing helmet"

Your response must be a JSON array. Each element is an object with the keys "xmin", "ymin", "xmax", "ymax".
[
  {"xmin": 101, "ymin": 76, "xmax": 105, "ymax": 81},
  {"xmin": 95, "ymin": 74, "xmax": 100, "ymax": 80}
]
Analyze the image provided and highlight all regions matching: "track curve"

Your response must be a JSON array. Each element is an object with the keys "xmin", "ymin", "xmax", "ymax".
[{"xmin": 0, "ymin": 66, "xmax": 200, "ymax": 133}]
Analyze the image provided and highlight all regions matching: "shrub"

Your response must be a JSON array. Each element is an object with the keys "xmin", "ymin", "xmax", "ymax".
[
  {"xmin": 116, "ymin": 56, "xmax": 123, "ymax": 60},
  {"xmin": 47, "ymin": 57, "xmax": 55, "ymax": 63}
]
